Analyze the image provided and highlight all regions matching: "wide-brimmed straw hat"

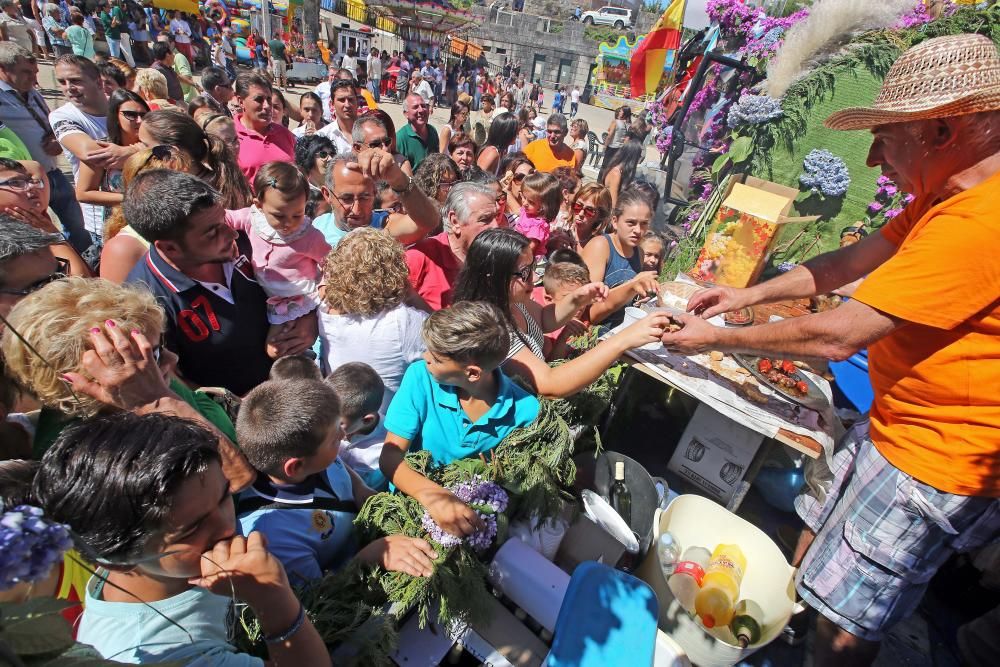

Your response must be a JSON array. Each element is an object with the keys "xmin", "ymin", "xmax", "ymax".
[{"xmin": 825, "ymin": 34, "xmax": 1000, "ymax": 131}]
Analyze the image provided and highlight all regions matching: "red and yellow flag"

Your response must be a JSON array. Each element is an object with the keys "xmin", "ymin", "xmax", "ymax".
[{"xmin": 630, "ymin": 0, "xmax": 686, "ymax": 98}]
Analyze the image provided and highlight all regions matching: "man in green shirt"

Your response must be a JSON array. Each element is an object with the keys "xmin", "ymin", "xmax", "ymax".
[
  {"xmin": 99, "ymin": 0, "xmax": 124, "ymax": 60},
  {"xmin": 268, "ymin": 37, "xmax": 288, "ymax": 89},
  {"xmin": 396, "ymin": 93, "xmax": 439, "ymax": 170},
  {"xmin": 157, "ymin": 33, "xmax": 200, "ymax": 103}
]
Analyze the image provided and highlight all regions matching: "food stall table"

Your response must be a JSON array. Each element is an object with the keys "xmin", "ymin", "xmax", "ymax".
[{"xmin": 610, "ymin": 301, "xmax": 838, "ymax": 510}]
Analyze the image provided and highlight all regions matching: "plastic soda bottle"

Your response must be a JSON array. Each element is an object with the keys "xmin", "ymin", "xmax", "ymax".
[
  {"xmin": 667, "ymin": 546, "xmax": 712, "ymax": 612},
  {"xmin": 694, "ymin": 544, "xmax": 747, "ymax": 628},
  {"xmin": 655, "ymin": 531, "xmax": 681, "ymax": 578},
  {"xmin": 730, "ymin": 599, "xmax": 765, "ymax": 647}
]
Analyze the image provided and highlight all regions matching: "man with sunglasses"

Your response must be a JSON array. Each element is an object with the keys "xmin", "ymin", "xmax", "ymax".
[
  {"xmin": 0, "ymin": 217, "xmax": 68, "ymax": 322},
  {"xmin": 316, "ymin": 79, "xmax": 357, "ymax": 154},
  {"xmin": 523, "ymin": 112, "xmax": 577, "ymax": 173},
  {"xmin": 350, "ymin": 114, "xmax": 392, "ymax": 153}
]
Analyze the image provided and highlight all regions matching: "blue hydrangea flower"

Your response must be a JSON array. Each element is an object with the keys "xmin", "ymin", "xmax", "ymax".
[
  {"xmin": 799, "ymin": 149, "xmax": 851, "ymax": 197},
  {"xmin": 0, "ymin": 505, "xmax": 73, "ymax": 590},
  {"xmin": 727, "ymin": 94, "xmax": 783, "ymax": 128}
]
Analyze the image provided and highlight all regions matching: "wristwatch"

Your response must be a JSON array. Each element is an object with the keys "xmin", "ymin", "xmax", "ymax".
[{"xmin": 392, "ymin": 176, "xmax": 416, "ymax": 196}]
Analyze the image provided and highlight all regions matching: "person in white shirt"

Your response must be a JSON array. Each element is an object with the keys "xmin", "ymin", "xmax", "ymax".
[
  {"xmin": 167, "ymin": 10, "xmax": 192, "ymax": 62},
  {"xmin": 570, "ymin": 85, "xmax": 581, "ymax": 117},
  {"xmin": 312, "ymin": 66, "xmax": 340, "ymax": 122},
  {"xmin": 366, "ymin": 46, "xmax": 382, "ymax": 104},
  {"xmin": 316, "ymin": 78, "xmax": 357, "ymax": 154},
  {"xmin": 340, "ymin": 46, "xmax": 357, "ymax": 78},
  {"xmin": 410, "ymin": 72, "xmax": 434, "ymax": 113}
]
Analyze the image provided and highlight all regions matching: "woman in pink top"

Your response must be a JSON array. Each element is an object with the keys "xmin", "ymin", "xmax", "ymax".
[
  {"xmin": 233, "ymin": 72, "xmax": 296, "ymax": 185},
  {"xmin": 226, "ymin": 162, "xmax": 331, "ymax": 346}
]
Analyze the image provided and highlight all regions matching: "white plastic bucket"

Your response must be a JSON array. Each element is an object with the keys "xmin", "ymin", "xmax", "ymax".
[{"xmin": 635, "ymin": 495, "xmax": 796, "ymax": 667}]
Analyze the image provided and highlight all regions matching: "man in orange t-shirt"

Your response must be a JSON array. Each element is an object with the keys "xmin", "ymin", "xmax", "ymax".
[
  {"xmin": 523, "ymin": 113, "xmax": 577, "ymax": 173},
  {"xmin": 660, "ymin": 34, "xmax": 1000, "ymax": 665}
]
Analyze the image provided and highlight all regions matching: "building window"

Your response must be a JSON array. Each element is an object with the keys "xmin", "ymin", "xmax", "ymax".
[{"xmin": 496, "ymin": 47, "xmax": 507, "ymax": 54}]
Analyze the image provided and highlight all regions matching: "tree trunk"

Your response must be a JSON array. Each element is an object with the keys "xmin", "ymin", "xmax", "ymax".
[{"xmin": 302, "ymin": 0, "xmax": 320, "ymax": 60}]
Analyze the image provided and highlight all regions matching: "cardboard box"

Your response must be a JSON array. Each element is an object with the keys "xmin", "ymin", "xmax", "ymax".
[
  {"xmin": 667, "ymin": 404, "xmax": 764, "ymax": 505},
  {"xmin": 690, "ymin": 176, "xmax": 818, "ymax": 288}
]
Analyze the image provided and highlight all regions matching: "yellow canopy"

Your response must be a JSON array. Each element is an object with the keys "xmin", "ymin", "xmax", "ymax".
[{"xmin": 152, "ymin": 0, "xmax": 200, "ymax": 14}]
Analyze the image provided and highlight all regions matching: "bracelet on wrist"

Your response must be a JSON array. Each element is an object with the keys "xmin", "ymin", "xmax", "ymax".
[
  {"xmin": 262, "ymin": 603, "xmax": 306, "ymax": 644},
  {"xmin": 392, "ymin": 176, "xmax": 415, "ymax": 196}
]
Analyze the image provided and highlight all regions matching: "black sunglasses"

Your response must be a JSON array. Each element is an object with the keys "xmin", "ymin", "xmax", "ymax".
[
  {"xmin": 0, "ymin": 257, "xmax": 69, "ymax": 296},
  {"xmin": 120, "ymin": 109, "xmax": 147, "ymax": 121},
  {"xmin": 364, "ymin": 137, "xmax": 392, "ymax": 149}
]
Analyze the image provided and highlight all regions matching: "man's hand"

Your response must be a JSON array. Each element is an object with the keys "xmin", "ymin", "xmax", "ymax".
[
  {"xmin": 62, "ymin": 322, "xmax": 173, "ymax": 411},
  {"xmin": 659, "ymin": 312, "xmax": 721, "ymax": 355},
  {"xmin": 41, "ymin": 133, "xmax": 63, "ymax": 157},
  {"xmin": 417, "ymin": 487, "xmax": 485, "ymax": 537},
  {"xmin": 266, "ymin": 312, "xmax": 318, "ymax": 358},
  {"xmin": 687, "ymin": 286, "xmax": 754, "ymax": 319},
  {"xmin": 191, "ymin": 532, "xmax": 291, "ymax": 608},
  {"xmin": 85, "ymin": 141, "xmax": 138, "ymax": 170},
  {"xmin": 358, "ymin": 535, "xmax": 438, "ymax": 577},
  {"xmin": 350, "ymin": 148, "xmax": 407, "ymax": 191}
]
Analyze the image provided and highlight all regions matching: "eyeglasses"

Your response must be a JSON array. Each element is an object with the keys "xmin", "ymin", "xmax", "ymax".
[
  {"xmin": 331, "ymin": 192, "xmax": 374, "ymax": 209},
  {"xmin": 315, "ymin": 150, "xmax": 334, "ymax": 160},
  {"xmin": 512, "ymin": 263, "xmax": 534, "ymax": 283},
  {"xmin": 363, "ymin": 137, "xmax": 392, "ymax": 149},
  {"xmin": 512, "ymin": 172, "xmax": 532, "ymax": 183},
  {"xmin": 0, "ymin": 176, "xmax": 43, "ymax": 192},
  {"xmin": 0, "ymin": 257, "xmax": 68, "ymax": 296},
  {"xmin": 573, "ymin": 202, "xmax": 599, "ymax": 219},
  {"xmin": 438, "ymin": 178, "xmax": 457, "ymax": 190},
  {"xmin": 496, "ymin": 192, "xmax": 508, "ymax": 204},
  {"xmin": 120, "ymin": 109, "xmax": 147, "ymax": 121}
]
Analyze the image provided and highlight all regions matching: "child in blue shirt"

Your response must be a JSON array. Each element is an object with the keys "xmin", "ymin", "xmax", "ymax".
[
  {"xmin": 236, "ymin": 378, "xmax": 436, "ymax": 585},
  {"xmin": 381, "ymin": 301, "xmax": 541, "ymax": 542},
  {"xmin": 326, "ymin": 362, "xmax": 390, "ymax": 491},
  {"xmin": 33, "ymin": 412, "xmax": 330, "ymax": 666}
]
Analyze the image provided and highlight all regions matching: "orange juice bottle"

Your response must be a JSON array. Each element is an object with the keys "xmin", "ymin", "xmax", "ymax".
[{"xmin": 694, "ymin": 544, "xmax": 747, "ymax": 628}]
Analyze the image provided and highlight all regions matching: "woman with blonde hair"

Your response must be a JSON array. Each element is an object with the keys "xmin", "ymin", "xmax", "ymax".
[
  {"xmin": 0, "ymin": 277, "xmax": 251, "ymax": 489},
  {"xmin": 99, "ymin": 145, "xmax": 194, "ymax": 282},
  {"xmin": 133, "ymin": 68, "xmax": 175, "ymax": 110},
  {"xmin": 318, "ymin": 227, "xmax": 428, "ymax": 432},
  {"xmin": 138, "ymin": 110, "xmax": 253, "ymax": 209}
]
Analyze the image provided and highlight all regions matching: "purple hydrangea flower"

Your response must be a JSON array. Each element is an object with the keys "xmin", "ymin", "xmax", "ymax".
[
  {"xmin": 727, "ymin": 94, "xmax": 783, "ymax": 128},
  {"xmin": 0, "ymin": 505, "xmax": 72, "ymax": 590},
  {"xmin": 420, "ymin": 478, "xmax": 508, "ymax": 553},
  {"xmin": 799, "ymin": 149, "xmax": 851, "ymax": 197}
]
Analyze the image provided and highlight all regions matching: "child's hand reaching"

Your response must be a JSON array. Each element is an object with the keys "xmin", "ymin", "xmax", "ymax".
[
  {"xmin": 358, "ymin": 535, "xmax": 438, "ymax": 577},
  {"xmin": 417, "ymin": 487, "xmax": 485, "ymax": 537},
  {"xmin": 569, "ymin": 282, "xmax": 609, "ymax": 309}
]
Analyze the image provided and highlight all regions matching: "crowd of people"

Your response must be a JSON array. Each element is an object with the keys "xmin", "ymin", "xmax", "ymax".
[{"xmin": 0, "ymin": 8, "xmax": 996, "ymax": 666}]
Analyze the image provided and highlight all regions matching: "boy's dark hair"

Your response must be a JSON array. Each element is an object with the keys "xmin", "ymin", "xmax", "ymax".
[
  {"xmin": 33, "ymin": 413, "xmax": 220, "ymax": 565},
  {"xmin": 201, "ymin": 66, "xmax": 230, "ymax": 92},
  {"xmin": 269, "ymin": 354, "xmax": 322, "ymax": 381},
  {"xmin": 123, "ymin": 169, "xmax": 221, "ymax": 243},
  {"xmin": 548, "ymin": 247, "xmax": 586, "ymax": 268},
  {"xmin": 374, "ymin": 180, "xmax": 394, "ymax": 209},
  {"xmin": 422, "ymin": 301, "xmax": 509, "ymax": 370},
  {"xmin": 237, "ymin": 379, "xmax": 341, "ymax": 477},
  {"xmin": 326, "ymin": 362, "xmax": 385, "ymax": 422},
  {"xmin": 151, "ymin": 41, "xmax": 171, "ymax": 63},
  {"xmin": 0, "ymin": 459, "xmax": 39, "ymax": 508},
  {"xmin": 543, "ymin": 261, "xmax": 590, "ymax": 295},
  {"xmin": 97, "ymin": 62, "xmax": 126, "ymax": 87}
]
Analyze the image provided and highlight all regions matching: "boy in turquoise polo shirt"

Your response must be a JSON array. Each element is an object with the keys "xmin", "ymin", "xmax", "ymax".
[{"xmin": 381, "ymin": 301, "xmax": 540, "ymax": 539}]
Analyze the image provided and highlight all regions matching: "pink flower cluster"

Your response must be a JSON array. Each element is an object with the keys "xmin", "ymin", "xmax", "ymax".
[
  {"xmin": 895, "ymin": 0, "xmax": 957, "ymax": 29},
  {"xmin": 867, "ymin": 175, "xmax": 915, "ymax": 222}
]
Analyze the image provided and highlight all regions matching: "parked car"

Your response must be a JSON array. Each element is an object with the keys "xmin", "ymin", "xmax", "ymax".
[{"xmin": 581, "ymin": 6, "xmax": 633, "ymax": 29}]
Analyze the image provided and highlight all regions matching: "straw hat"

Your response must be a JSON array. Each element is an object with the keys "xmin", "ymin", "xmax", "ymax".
[{"xmin": 825, "ymin": 34, "xmax": 1000, "ymax": 131}]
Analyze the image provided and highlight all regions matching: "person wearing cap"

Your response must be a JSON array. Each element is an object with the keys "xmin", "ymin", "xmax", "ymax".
[
  {"xmin": 662, "ymin": 33, "xmax": 1000, "ymax": 665},
  {"xmin": 523, "ymin": 113, "xmax": 576, "ymax": 173}
]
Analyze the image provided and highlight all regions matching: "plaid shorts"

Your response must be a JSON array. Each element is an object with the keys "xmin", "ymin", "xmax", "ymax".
[
  {"xmin": 794, "ymin": 418, "xmax": 870, "ymax": 533},
  {"xmin": 796, "ymin": 435, "xmax": 1000, "ymax": 641}
]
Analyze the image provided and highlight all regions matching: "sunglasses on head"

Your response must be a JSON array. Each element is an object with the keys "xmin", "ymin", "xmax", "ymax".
[
  {"xmin": 120, "ymin": 109, "xmax": 147, "ymax": 121},
  {"xmin": 573, "ymin": 202, "xmax": 599, "ymax": 218}
]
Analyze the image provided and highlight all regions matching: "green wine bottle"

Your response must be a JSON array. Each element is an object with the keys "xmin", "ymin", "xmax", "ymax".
[
  {"xmin": 610, "ymin": 461, "xmax": 631, "ymax": 525},
  {"xmin": 730, "ymin": 599, "xmax": 765, "ymax": 648}
]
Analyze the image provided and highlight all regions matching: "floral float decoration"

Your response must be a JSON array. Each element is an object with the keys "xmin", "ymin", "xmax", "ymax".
[{"xmin": 799, "ymin": 149, "xmax": 851, "ymax": 198}]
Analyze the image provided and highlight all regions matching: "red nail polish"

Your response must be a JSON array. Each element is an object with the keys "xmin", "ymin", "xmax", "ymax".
[
  {"xmin": 131, "ymin": 329, "xmax": 140, "ymax": 336},
  {"xmin": 105, "ymin": 319, "xmax": 116, "ymax": 327},
  {"xmin": 90, "ymin": 327, "xmax": 100, "ymax": 334}
]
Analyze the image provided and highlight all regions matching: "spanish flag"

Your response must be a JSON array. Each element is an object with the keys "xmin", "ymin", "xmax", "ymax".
[{"xmin": 630, "ymin": 0, "xmax": 687, "ymax": 98}]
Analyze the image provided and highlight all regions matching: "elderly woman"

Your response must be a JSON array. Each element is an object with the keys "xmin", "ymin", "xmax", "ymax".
[
  {"xmin": 447, "ymin": 131, "xmax": 477, "ymax": 177},
  {"xmin": 318, "ymin": 228, "xmax": 428, "ymax": 486},
  {"xmin": 234, "ymin": 71, "xmax": 296, "ymax": 184},
  {"xmin": 0, "ymin": 277, "xmax": 253, "ymax": 488},
  {"xmin": 569, "ymin": 117, "xmax": 589, "ymax": 173},
  {"xmin": 133, "ymin": 68, "xmax": 175, "ymax": 110},
  {"xmin": 412, "ymin": 153, "xmax": 460, "ymax": 206}
]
